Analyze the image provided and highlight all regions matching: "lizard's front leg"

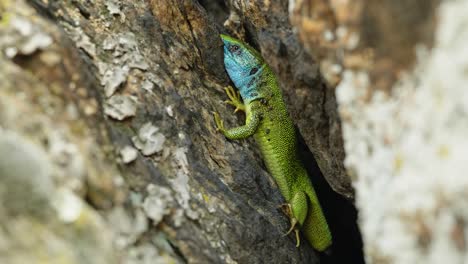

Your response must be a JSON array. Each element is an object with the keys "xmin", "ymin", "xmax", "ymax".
[
  {"xmin": 224, "ymin": 86, "xmax": 245, "ymax": 113},
  {"xmin": 213, "ymin": 111, "xmax": 261, "ymax": 140}
]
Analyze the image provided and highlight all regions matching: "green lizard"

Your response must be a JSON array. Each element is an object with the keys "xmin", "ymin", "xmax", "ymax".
[{"xmin": 213, "ymin": 34, "xmax": 332, "ymax": 251}]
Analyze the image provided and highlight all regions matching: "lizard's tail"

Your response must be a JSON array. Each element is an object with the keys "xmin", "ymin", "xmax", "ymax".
[{"xmin": 302, "ymin": 188, "xmax": 332, "ymax": 251}]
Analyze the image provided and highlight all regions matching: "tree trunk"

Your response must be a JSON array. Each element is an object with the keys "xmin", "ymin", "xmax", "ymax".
[{"xmin": 1, "ymin": 0, "xmax": 351, "ymax": 263}]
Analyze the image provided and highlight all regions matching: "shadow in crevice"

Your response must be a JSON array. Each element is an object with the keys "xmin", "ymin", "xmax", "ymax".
[{"xmin": 297, "ymin": 130, "xmax": 365, "ymax": 264}]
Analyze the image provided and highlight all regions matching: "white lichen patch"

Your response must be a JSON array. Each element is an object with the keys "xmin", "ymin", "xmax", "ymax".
[
  {"xmin": 68, "ymin": 27, "xmax": 96, "ymax": 58},
  {"xmin": 165, "ymin": 105, "xmax": 174, "ymax": 117},
  {"xmin": 170, "ymin": 147, "xmax": 199, "ymax": 220},
  {"xmin": 53, "ymin": 189, "xmax": 84, "ymax": 223},
  {"xmin": 132, "ymin": 123, "xmax": 166, "ymax": 156},
  {"xmin": 19, "ymin": 31, "xmax": 53, "ymax": 55},
  {"xmin": 141, "ymin": 79, "xmax": 154, "ymax": 92},
  {"xmin": 105, "ymin": 0, "xmax": 121, "ymax": 15},
  {"xmin": 336, "ymin": 1, "xmax": 468, "ymax": 263},
  {"xmin": 107, "ymin": 206, "xmax": 148, "ymax": 249},
  {"xmin": 123, "ymin": 242, "xmax": 180, "ymax": 264},
  {"xmin": 102, "ymin": 66, "xmax": 130, "ymax": 97},
  {"xmin": 120, "ymin": 145, "xmax": 138, "ymax": 164},
  {"xmin": 105, "ymin": 0, "xmax": 126, "ymax": 21},
  {"xmin": 99, "ymin": 33, "xmax": 151, "ymax": 97},
  {"xmin": 102, "ymin": 33, "xmax": 148, "ymax": 70},
  {"xmin": 103, "ymin": 33, "xmax": 136, "ymax": 55},
  {"xmin": 127, "ymin": 53, "xmax": 149, "ymax": 70},
  {"xmin": 104, "ymin": 94, "xmax": 137, "ymax": 120},
  {"xmin": 142, "ymin": 184, "xmax": 174, "ymax": 224},
  {"xmin": 47, "ymin": 130, "xmax": 86, "ymax": 192},
  {"xmin": 1, "ymin": 16, "xmax": 53, "ymax": 57}
]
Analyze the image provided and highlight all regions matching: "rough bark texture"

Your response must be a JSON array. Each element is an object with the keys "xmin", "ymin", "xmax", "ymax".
[{"xmin": 0, "ymin": 0, "xmax": 358, "ymax": 263}]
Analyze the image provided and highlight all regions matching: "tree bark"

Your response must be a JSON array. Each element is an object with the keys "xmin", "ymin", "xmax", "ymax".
[{"xmin": 1, "ymin": 0, "xmax": 351, "ymax": 263}]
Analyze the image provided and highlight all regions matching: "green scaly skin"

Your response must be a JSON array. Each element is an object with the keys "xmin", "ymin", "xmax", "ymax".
[{"xmin": 214, "ymin": 35, "xmax": 332, "ymax": 251}]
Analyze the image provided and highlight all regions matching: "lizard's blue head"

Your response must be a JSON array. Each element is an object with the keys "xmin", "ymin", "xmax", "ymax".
[{"xmin": 221, "ymin": 34, "xmax": 264, "ymax": 92}]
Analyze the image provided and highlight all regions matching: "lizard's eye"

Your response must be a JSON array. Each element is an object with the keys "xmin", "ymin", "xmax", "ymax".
[
  {"xmin": 229, "ymin": 45, "xmax": 240, "ymax": 53},
  {"xmin": 249, "ymin": 67, "xmax": 258, "ymax": 75}
]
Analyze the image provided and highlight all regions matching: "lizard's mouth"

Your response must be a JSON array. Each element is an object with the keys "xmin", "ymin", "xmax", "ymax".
[
  {"xmin": 222, "ymin": 46, "xmax": 240, "ymax": 71},
  {"xmin": 223, "ymin": 45, "xmax": 233, "ymax": 60},
  {"xmin": 220, "ymin": 34, "xmax": 239, "ymax": 62}
]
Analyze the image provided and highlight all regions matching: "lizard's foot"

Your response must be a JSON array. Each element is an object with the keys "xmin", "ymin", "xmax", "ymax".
[
  {"xmin": 224, "ymin": 86, "xmax": 245, "ymax": 113},
  {"xmin": 285, "ymin": 221, "xmax": 301, "ymax": 247},
  {"xmin": 213, "ymin": 112, "xmax": 225, "ymax": 132},
  {"xmin": 280, "ymin": 203, "xmax": 301, "ymax": 247},
  {"xmin": 283, "ymin": 218, "xmax": 301, "ymax": 247},
  {"xmin": 285, "ymin": 217, "xmax": 298, "ymax": 235},
  {"xmin": 294, "ymin": 229, "xmax": 300, "ymax": 247},
  {"xmin": 279, "ymin": 203, "xmax": 293, "ymax": 218}
]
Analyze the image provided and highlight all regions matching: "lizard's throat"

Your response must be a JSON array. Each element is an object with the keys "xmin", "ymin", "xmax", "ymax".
[
  {"xmin": 226, "ymin": 70, "xmax": 264, "ymax": 103},
  {"xmin": 238, "ymin": 76, "xmax": 264, "ymax": 102}
]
